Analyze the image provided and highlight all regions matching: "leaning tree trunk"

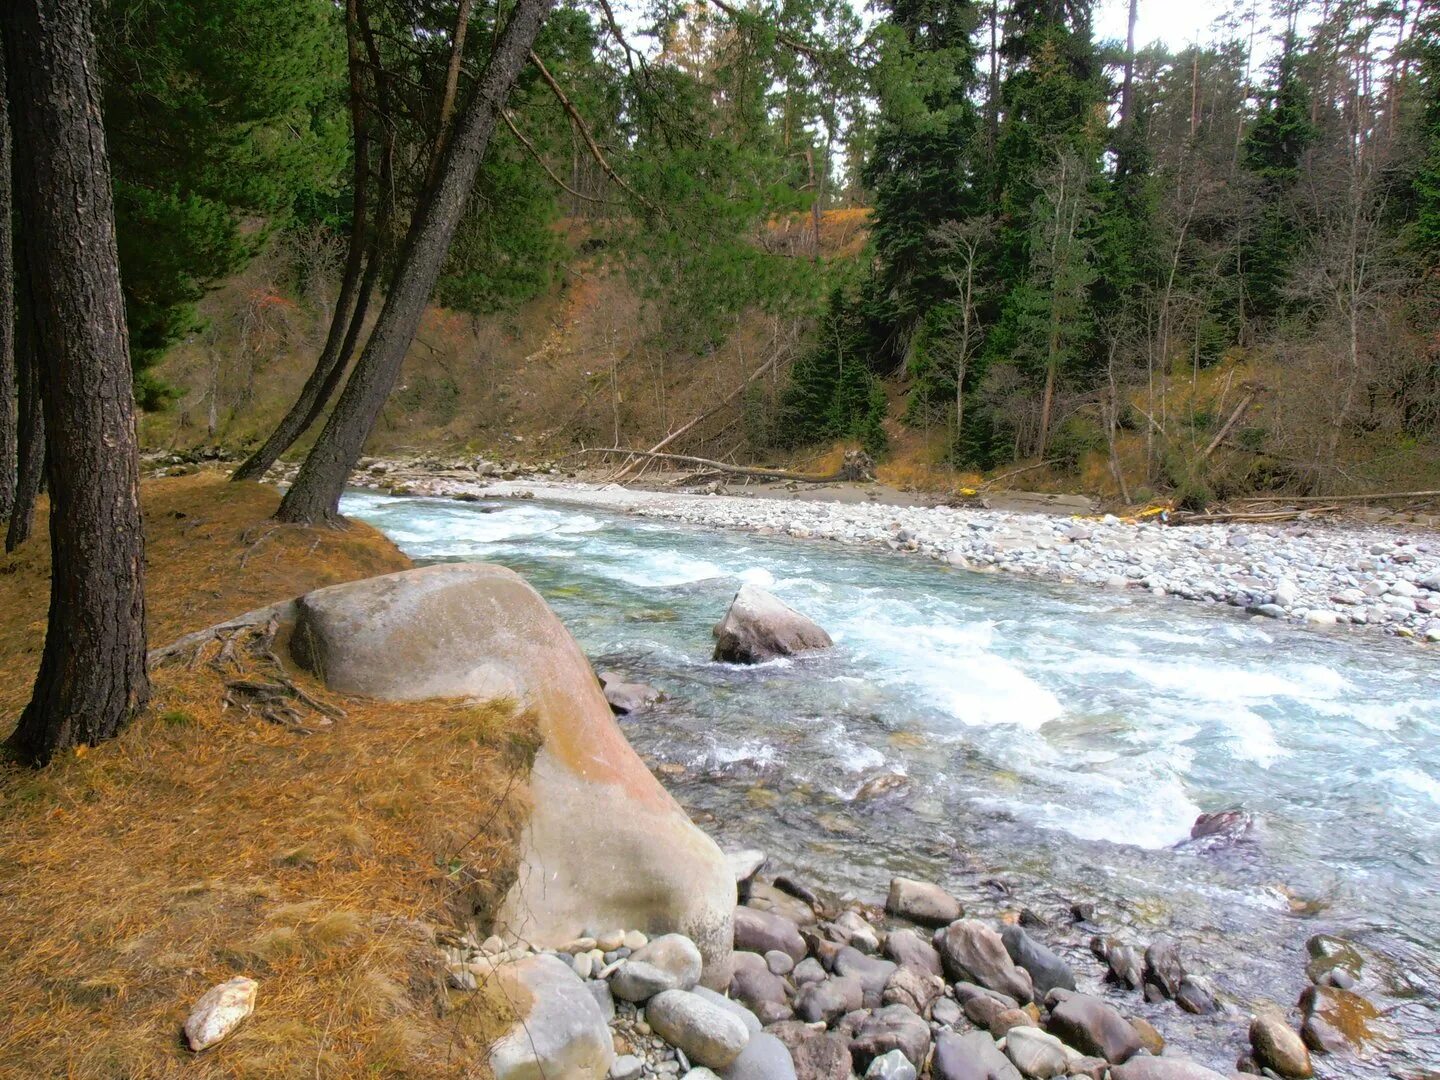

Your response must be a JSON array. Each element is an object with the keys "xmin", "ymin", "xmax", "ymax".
[
  {"xmin": 230, "ymin": 0, "xmax": 374, "ymax": 484},
  {"xmin": 0, "ymin": 39, "xmax": 15, "ymax": 521},
  {"xmin": 277, "ymin": 0, "xmax": 555, "ymax": 523},
  {"xmin": 3, "ymin": 0, "xmax": 149, "ymax": 765}
]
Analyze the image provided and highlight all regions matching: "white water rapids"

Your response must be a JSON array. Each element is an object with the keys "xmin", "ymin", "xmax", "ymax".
[{"xmin": 344, "ymin": 489, "xmax": 1440, "ymax": 1074}]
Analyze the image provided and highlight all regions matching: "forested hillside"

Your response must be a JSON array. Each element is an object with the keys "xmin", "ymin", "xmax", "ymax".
[{"xmin": 123, "ymin": 0, "xmax": 1440, "ymax": 503}]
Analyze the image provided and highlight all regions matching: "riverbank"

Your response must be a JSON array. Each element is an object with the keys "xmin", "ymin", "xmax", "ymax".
[
  {"xmin": 0, "ymin": 476, "xmax": 536, "ymax": 1077},
  {"xmin": 328, "ymin": 462, "xmax": 1440, "ymax": 643}
]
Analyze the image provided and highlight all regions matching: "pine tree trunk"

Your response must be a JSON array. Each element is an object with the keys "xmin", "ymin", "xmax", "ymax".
[
  {"xmin": 3, "ymin": 0, "xmax": 149, "ymax": 765},
  {"xmin": 231, "ymin": 0, "xmax": 374, "ymax": 483},
  {"xmin": 5, "ymin": 237, "xmax": 43, "ymax": 554},
  {"xmin": 276, "ymin": 0, "xmax": 555, "ymax": 524},
  {"xmin": 0, "ymin": 39, "xmax": 14, "ymax": 521}
]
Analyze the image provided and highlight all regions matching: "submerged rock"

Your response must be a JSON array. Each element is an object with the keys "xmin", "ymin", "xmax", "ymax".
[
  {"xmin": 1298, "ymin": 983, "xmax": 1381, "ymax": 1055},
  {"xmin": 712, "ymin": 585, "xmax": 833, "ymax": 664},
  {"xmin": 599, "ymin": 671, "xmax": 664, "ymax": 714}
]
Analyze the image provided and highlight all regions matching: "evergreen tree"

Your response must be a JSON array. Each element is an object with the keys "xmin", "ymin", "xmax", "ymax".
[
  {"xmin": 101, "ymin": 0, "xmax": 348, "ymax": 405},
  {"xmin": 1239, "ymin": 40, "xmax": 1317, "ymax": 325}
]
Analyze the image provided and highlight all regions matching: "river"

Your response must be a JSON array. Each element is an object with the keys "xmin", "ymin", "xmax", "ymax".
[{"xmin": 343, "ymin": 489, "xmax": 1440, "ymax": 1075}]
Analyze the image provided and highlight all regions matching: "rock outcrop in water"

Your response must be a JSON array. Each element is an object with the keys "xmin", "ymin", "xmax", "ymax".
[
  {"xmin": 712, "ymin": 584, "xmax": 834, "ymax": 664},
  {"xmin": 289, "ymin": 563, "xmax": 735, "ymax": 984}
]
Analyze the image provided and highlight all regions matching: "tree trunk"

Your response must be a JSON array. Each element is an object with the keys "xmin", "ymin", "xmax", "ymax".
[
  {"xmin": 230, "ymin": 0, "xmax": 374, "ymax": 483},
  {"xmin": 277, "ymin": 0, "xmax": 556, "ymax": 524},
  {"xmin": 1120, "ymin": 0, "xmax": 1139, "ymax": 130},
  {"xmin": 0, "ymin": 39, "xmax": 14, "ymax": 521},
  {"xmin": 3, "ymin": 0, "xmax": 149, "ymax": 765},
  {"xmin": 5, "ymin": 233, "xmax": 43, "ymax": 554}
]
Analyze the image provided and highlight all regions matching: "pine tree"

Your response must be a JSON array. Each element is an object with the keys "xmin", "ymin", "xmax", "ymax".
[{"xmin": 1239, "ymin": 39, "xmax": 1317, "ymax": 324}]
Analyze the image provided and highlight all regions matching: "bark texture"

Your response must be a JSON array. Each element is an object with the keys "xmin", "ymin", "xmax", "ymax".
[
  {"xmin": 5, "ymin": 237, "xmax": 42, "ymax": 553},
  {"xmin": 0, "ymin": 40, "xmax": 15, "ymax": 520},
  {"xmin": 3, "ymin": 0, "xmax": 149, "ymax": 765},
  {"xmin": 277, "ymin": 0, "xmax": 555, "ymax": 523}
]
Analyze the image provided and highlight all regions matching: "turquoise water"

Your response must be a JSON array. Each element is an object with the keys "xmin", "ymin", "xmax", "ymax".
[{"xmin": 344, "ymin": 490, "xmax": 1440, "ymax": 1074}]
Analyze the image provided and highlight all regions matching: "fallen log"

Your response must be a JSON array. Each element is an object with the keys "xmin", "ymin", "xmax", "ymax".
[
  {"xmin": 572, "ymin": 448, "xmax": 874, "ymax": 484},
  {"xmin": 1238, "ymin": 489, "xmax": 1440, "ymax": 505},
  {"xmin": 608, "ymin": 353, "xmax": 784, "ymax": 482}
]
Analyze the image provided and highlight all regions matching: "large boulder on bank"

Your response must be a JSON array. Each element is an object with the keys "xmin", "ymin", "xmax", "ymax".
[
  {"xmin": 289, "ymin": 563, "xmax": 734, "ymax": 984},
  {"xmin": 488, "ymin": 954, "xmax": 614, "ymax": 1079},
  {"xmin": 712, "ymin": 585, "xmax": 833, "ymax": 664}
]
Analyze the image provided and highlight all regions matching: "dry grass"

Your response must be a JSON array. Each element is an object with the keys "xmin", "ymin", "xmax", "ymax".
[{"xmin": 0, "ymin": 473, "xmax": 538, "ymax": 1078}]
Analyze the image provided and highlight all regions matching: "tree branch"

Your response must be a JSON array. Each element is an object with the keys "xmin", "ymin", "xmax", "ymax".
[
  {"xmin": 502, "ymin": 108, "xmax": 618, "ymax": 205},
  {"xmin": 529, "ymin": 51, "xmax": 658, "ymax": 215}
]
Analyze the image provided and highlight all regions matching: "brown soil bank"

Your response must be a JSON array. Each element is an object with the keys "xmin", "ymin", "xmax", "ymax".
[{"xmin": 0, "ymin": 473, "xmax": 536, "ymax": 1078}]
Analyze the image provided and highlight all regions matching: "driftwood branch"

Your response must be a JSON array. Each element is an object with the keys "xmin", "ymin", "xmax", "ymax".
[{"xmin": 573, "ymin": 448, "xmax": 871, "ymax": 483}]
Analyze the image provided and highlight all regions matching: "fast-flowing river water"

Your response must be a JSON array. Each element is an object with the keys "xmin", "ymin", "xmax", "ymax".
[{"xmin": 343, "ymin": 490, "xmax": 1440, "ymax": 1074}]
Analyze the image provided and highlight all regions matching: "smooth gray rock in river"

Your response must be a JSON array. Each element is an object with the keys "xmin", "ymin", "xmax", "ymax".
[
  {"xmin": 1108, "ymin": 1058, "xmax": 1230, "ymax": 1080},
  {"xmin": 599, "ymin": 671, "xmax": 664, "ymax": 714},
  {"xmin": 1001, "ymin": 926, "xmax": 1075, "ymax": 998},
  {"xmin": 692, "ymin": 985, "xmax": 763, "ymax": 1035},
  {"xmin": 734, "ymin": 906, "xmax": 807, "ymax": 961},
  {"xmin": 612, "ymin": 959, "xmax": 685, "ymax": 1003},
  {"xmin": 935, "ymin": 920, "xmax": 1034, "ymax": 1003},
  {"xmin": 849, "ymin": 1004, "xmax": 932, "ymax": 1072},
  {"xmin": 1001, "ymin": 1026, "xmax": 1069, "ymax": 1079},
  {"xmin": 1046, "ymin": 992, "xmax": 1141, "ymax": 1064},
  {"xmin": 795, "ymin": 975, "xmax": 863, "ymax": 1025},
  {"xmin": 1144, "ymin": 937, "xmax": 1186, "ymax": 999},
  {"xmin": 932, "ymin": 1031, "xmax": 1023, "ymax": 1080},
  {"xmin": 648, "ymin": 989, "xmax": 752, "ymax": 1070},
  {"xmin": 886, "ymin": 876, "xmax": 963, "ymax": 927},
  {"xmin": 883, "ymin": 927, "xmax": 942, "ymax": 977},
  {"xmin": 488, "ymin": 954, "xmax": 615, "ymax": 1079},
  {"xmin": 834, "ymin": 945, "xmax": 897, "ymax": 1008},
  {"xmin": 881, "ymin": 965, "xmax": 943, "ymax": 1015},
  {"xmin": 712, "ymin": 585, "xmax": 833, "ymax": 664},
  {"xmin": 721, "ymin": 1031, "xmax": 796, "ymax": 1080}
]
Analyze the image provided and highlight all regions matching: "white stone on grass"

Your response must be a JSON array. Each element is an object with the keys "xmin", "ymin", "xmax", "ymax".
[{"xmin": 183, "ymin": 976, "xmax": 258, "ymax": 1052}]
